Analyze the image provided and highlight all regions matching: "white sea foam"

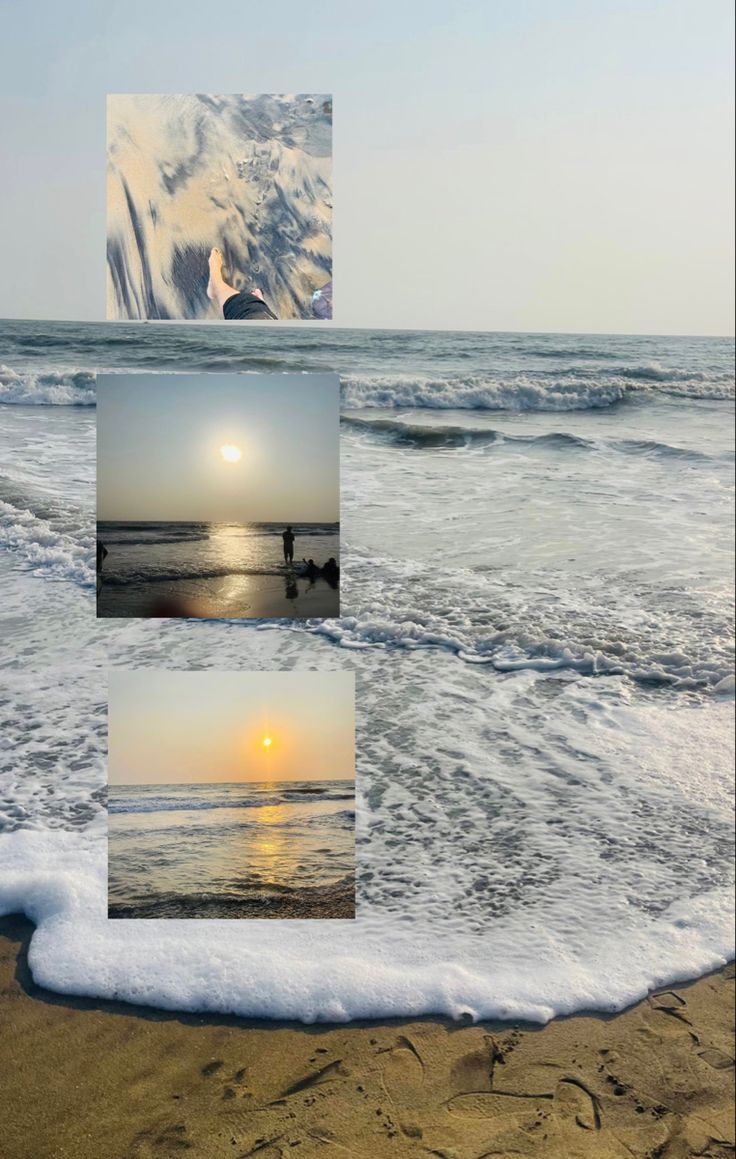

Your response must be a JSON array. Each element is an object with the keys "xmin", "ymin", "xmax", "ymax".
[
  {"xmin": 0, "ymin": 499, "xmax": 95, "ymax": 587},
  {"xmin": 0, "ymin": 365, "xmax": 97, "ymax": 406},
  {"xmin": 294, "ymin": 545, "xmax": 735, "ymax": 692},
  {"xmin": 1, "ymin": 656, "xmax": 733, "ymax": 1021},
  {"xmin": 308, "ymin": 613, "xmax": 734, "ymax": 688},
  {"xmin": 0, "ymin": 823, "xmax": 731, "ymax": 1023}
]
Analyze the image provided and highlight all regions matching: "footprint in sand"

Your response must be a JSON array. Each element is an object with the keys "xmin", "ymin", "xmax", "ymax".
[
  {"xmin": 697, "ymin": 1046, "xmax": 735, "ymax": 1071},
  {"xmin": 447, "ymin": 1068, "xmax": 604, "ymax": 1154},
  {"xmin": 376, "ymin": 1037, "xmax": 427, "ymax": 1143},
  {"xmin": 130, "ymin": 1120, "xmax": 193, "ymax": 1156}
]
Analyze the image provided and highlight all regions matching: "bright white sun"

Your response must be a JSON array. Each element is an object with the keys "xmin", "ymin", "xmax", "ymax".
[
  {"xmin": 220, "ymin": 444, "xmax": 242, "ymax": 463},
  {"xmin": 262, "ymin": 736, "xmax": 273, "ymax": 748}
]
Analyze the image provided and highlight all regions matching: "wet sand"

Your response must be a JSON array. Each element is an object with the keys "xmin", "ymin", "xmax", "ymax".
[
  {"xmin": 108, "ymin": 880, "xmax": 355, "ymax": 921},
  {"xmin": 97, "ymin": 573, "xmax": 340, "ymax": 619},
  {"xmin": 1, "ymin": 915, "xmax": 733, "ymax": 1158}
]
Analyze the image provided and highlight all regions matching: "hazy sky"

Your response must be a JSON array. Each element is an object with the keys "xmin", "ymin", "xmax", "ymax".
[
  {"xmin": 108, "ymin": 670, "xmax": 354, "ymax": 784},
  {"xmin": 0, "ymin": 0, "xmax": 732, "ymax": 334},
  {"xmin": 97, "ymin": 373, "xmax": 339, "ymax": 521}
]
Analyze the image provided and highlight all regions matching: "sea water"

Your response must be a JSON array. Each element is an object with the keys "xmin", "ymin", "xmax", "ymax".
[
  {"xmin": 96, "ymin": 520, "xmax": 340, "ymax": 619},
  {"xmin": 107, "ymin": 780, "xmax": 355, "ymax": 919},
  {"xmin": 0, "ymin": 321, "xmax": 733, "ymax": 1021}
]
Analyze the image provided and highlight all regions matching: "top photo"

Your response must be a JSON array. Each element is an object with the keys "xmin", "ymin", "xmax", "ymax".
[{"xmin": 106, "ymin": 93, "xmax": 333, "ymax": 323}]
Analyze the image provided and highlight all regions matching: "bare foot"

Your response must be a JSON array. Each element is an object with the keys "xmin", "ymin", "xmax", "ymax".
[
  {"xmin": 207, "ymin": 248, "xmax": 225, "ymax": 301},
  {"xmin": 251, "ymin": 287, "xmax": 265, "ymax": 301}
]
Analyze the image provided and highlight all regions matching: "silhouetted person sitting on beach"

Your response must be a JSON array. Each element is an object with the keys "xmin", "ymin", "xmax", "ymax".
[
  {"xmin": 282, "ymin": 527, "xmax": 295, "ymax": 563},
  {"xmin": 320, "ymin": 557, "xmax": 340, "ymax": 590},
  {"xmin": 302, "ymin": 558, "xmax": 320, "ymax": 580},
  {"xmin": 96, "ymin": 541, "xmax": 108, "ymax": 574},
  {"xmin": 207, "ymin": 248, "xmax": 278, "ymax": 320}
]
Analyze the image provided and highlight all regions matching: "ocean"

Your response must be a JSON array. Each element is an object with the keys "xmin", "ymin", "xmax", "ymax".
[
  {"xmin": 96, "ymin": 520, "xmax": 341, "ymax": 619},
  {"xmin": 0, "ymin": 319, "xmax": 734, "ymax": 1022},
  {"xmin": 107, "ymin": 779, "xmax": 355, "ymax": 920}
]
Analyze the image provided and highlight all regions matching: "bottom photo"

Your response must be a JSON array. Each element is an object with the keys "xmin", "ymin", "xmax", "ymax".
[{"xmin": 106, "ymin": 670, "xmax": 356, "ymax": 920}]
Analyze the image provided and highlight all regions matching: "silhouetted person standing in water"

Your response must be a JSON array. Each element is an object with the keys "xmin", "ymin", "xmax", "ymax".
[
  {"xmin": 96, "ymin": 541, "xmax": 108, "ymax": 574},
  {"xmin": 282, "ymin": 526, "xmax": 295, "ymax": 563}
]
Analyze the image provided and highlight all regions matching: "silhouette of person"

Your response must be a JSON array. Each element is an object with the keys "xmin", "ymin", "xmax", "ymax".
[
  {"xmin": 96, "ymin": 541, "xmax": 108, "ymax": 574},
  {"xmin": 302, "ymin": 558, "xmax": 320, "ymax": 580},
  {"xmin": 282, "ymin": 526, "xmax": 295, "ymax": 563},
  {"xmin": 322, "ymin": 557, "xmax": 340, "ymax": 581}
]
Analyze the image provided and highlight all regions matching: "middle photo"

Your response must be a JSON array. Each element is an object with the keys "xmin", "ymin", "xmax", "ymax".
[{"xmin": 96, "ymin": 372, "xmax": 340, "ymax": 619}]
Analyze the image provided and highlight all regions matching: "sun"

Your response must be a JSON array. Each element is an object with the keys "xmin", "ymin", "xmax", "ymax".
[
  {"xmin": 220, "ymin": 443, "xmax": 242, "ymax": 463},
  {"xmin": 262, "ymin": 736, "xmax": 273, "ymax": 748}
]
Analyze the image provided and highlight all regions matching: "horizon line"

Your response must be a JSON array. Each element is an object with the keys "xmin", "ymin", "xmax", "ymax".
[
  {"xmin": 2, "ymin": 316, "xmax": 734, "ymax": 341},
  {"xmin": 109, "ymin": 776, "xmax": 356, "ymax": 786}
]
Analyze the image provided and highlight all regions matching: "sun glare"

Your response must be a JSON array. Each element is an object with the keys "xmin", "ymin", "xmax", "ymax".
[
  {"xmin": 262, "ymin": 736, "xmax": 273, "ymax": 748},
  {"xmin": 219, "ymin": 443, "xmax": 243, "ymax": 463}
]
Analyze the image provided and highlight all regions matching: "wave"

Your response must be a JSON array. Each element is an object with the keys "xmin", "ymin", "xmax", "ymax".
[
  {"xmin": 341, "ymin": 416, "xmax": 721, "ymax": 460},
  {"xmin": 0, "ymin": 829, "xmax": 732, "ymax": 1022},
  {"xmin": 306, "ymin": 614, "xmax": 734, "ymax": 692},
  {"xmin": 342, "ymin": 373, "xmax": 632, "ymax": 411},
  {"xmin": 0, "ymin": 498, "xmax": 96, "ymax": 587},
  {"xmin": 3, "ymin": 362, "xmax": 733, "ymax": 410},
  {"xmin": 0, "ymin": 365, "xmax": 97, "ymax": 406},
  {"xmin": 610, "ymin": 362, "xmax": 733, "ymax": 384},
  {"xmin": 341, "ymin": 370, "xmax": 735, "ymax": 411}
]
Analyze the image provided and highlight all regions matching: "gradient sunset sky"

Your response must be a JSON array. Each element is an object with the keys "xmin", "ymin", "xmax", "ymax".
[
  {"xmin": 97, "ymin": 373, "xmax": 339, "ymax": 522},
  {"xmin": 108, "ymin": 670, "xmax": 355, "ymax": 784}
]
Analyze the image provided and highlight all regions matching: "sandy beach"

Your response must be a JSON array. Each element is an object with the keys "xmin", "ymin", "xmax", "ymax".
[{"xmin": 1, "ymin": 915, "xmax": 732, "ymax": 1159}]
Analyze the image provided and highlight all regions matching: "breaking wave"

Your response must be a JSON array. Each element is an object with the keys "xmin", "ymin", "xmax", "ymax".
[
  {"xmin": 2, "ymin": 361, "xmax": 733, "ymax": 411},
  {"xmin": 0, "ymin": 498, "xmax": 95, "ymax": 587},
  {"xmin": 341, "ymin": 370, "xmax": 734, "ymax": 411},
  {"xmin": 0, "ymin": 366, "xmax": 97, "ymax": 406}
]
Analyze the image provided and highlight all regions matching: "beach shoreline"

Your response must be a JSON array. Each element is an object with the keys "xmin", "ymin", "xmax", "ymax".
[{"xmin": 1, "ymin": 914, "xmax": 733, "ymax": 1159}]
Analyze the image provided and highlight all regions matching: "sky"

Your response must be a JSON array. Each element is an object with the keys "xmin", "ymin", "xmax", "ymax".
[
  {"xmin": 96, "ymin": 373, "xmax": 339, "ymax": 521},
  {"xmin": 0, "ymin": 0, "xmax": 732, "ymax": 335},
  {"xmin": 108, "ymin": 670, "xmax": 355, "ymax": 784}
]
